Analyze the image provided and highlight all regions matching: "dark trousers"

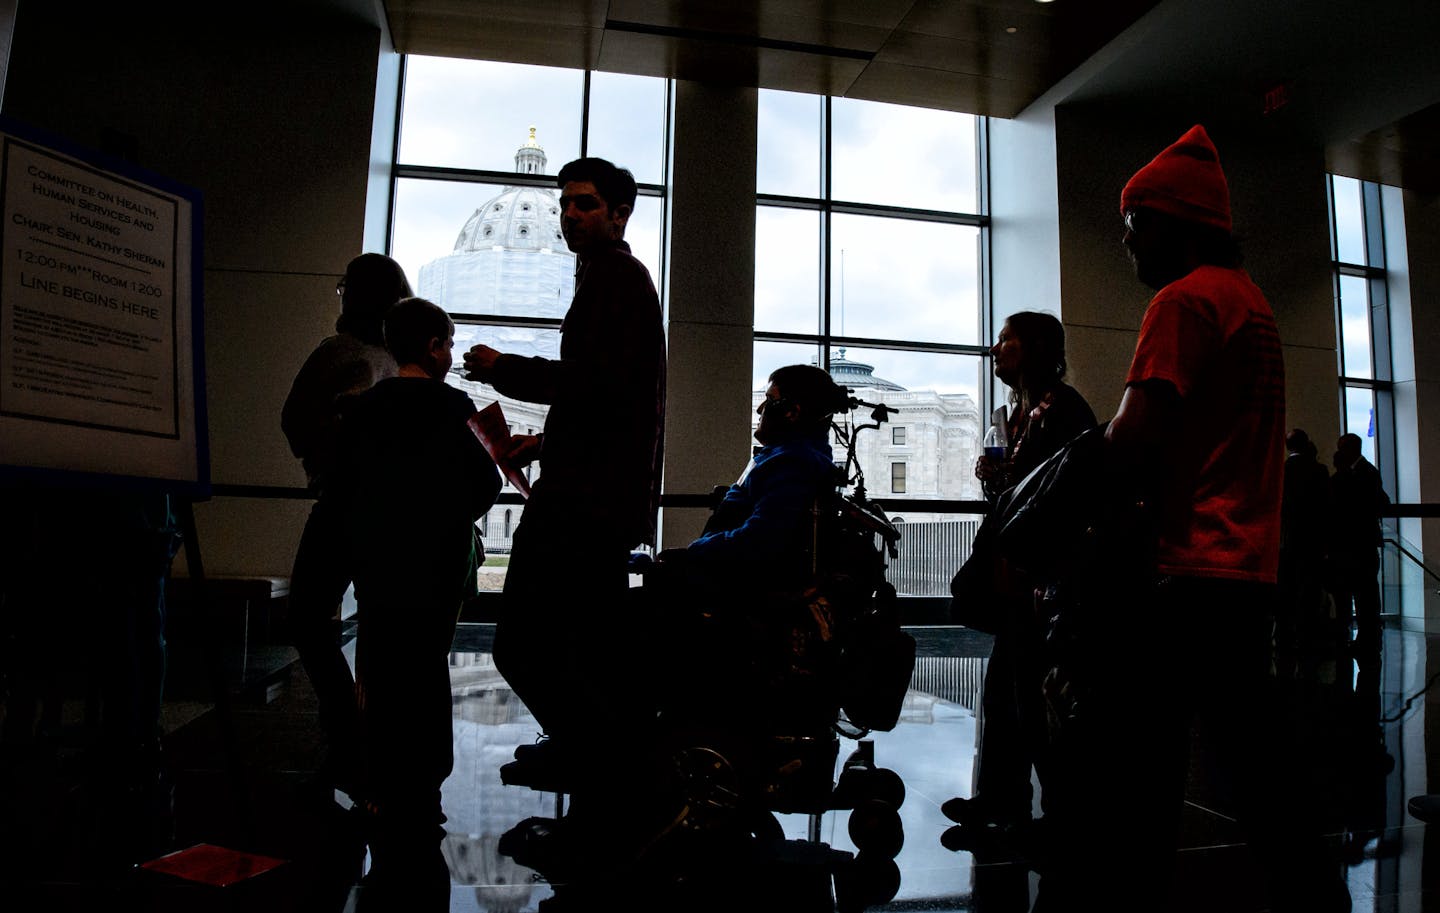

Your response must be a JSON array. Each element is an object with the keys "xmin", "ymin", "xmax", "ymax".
[
  {"xmin": 493, "ymin": 516, "xmax": 662, "ymax": 842},
  {"xmin": 1034, "ymin": 576, "xmax": 1350, "ymax": 913},
  {"xmin": 354, "ymin": 601, "xmax": 456, "ymax": 910},
  {"xmin": 974, "ymin": 620, "xmax": 1053, "ymax": 822},
  {"xmin": 1330, "ymin": 550, "xmax": 1382, "ymax": 658},
  {"xmin": 493, "ymin": 517, "xmax": 639, "ymax": 741},
  {"xmin": 287, "ymin": 498, "xmax": 363, "ymax": 772}
]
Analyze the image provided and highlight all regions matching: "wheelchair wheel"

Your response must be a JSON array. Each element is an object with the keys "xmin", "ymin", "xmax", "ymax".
[
  {"xmin": 667, "ymin": 746, "xmax": 743, "ymax": 834},
  {"xmin": 834, "ymin": 851, "xmax": 902, "ymax": 913},
  {"xmin": 847, "ymin": 798, "xmax": 904, "ymax": 859},
  {"xmin": 868, "ymin": 767, "xmax": 906, "ymax": 809},
  {"xmin": 833, "ymin": 764, "xmax": 907, "ymax": 810}
]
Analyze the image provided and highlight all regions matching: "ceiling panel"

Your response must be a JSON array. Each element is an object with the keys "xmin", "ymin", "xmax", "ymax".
[
  {"xmin": 596, "ymin": 29, "xmax": 868, "ymax": 98},
  {"xmin": 381, "ymin": 0, "xmax": 1163, "ymax": 118},
  {"xmin": 1328, "ymin": 102, "xmax": 1440, "ymax": 195},
  {"xmin": 606, "ymin": 0, "xmax": 906, "ymax": 51},
  {"xmin": 846, "ymin": 61, "xmax": 1034, "ymax": 118},
  {"xmin": 876, "ymin": 29, "xmax": 1032, "ymax": 84}
]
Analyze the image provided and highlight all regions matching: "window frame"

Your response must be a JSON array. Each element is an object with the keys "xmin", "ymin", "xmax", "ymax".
[
  {"xmin": 1328, "ymin": 173, "xmax": 1395, "ymax": 495},
  {"xmin": 891, "ymin": 461, "xmax": 907, "ymax": 494},
  {"xmin": 753, "ymin": 96, "xmax": 991, "ymax": 515},
  {"xmin": 388, "ymin": 63, "xmax": 672, "ymax": 330},
  {"xmin": 386, "ymin": 56, "xmax": 673, "ymax": 505}
]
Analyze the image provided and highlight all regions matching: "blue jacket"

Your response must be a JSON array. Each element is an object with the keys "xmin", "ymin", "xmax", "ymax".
[{"xmin": 688, "ymin": 429, "xmax": 838, "ymax": 587}]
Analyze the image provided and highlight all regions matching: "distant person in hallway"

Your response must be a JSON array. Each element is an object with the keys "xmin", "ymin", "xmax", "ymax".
[
  {"xmin": 1278, "ymin": 428, "xmax": 1332, "ymax": 680},
  {"xmin": 1329, "ymin": 431, "xmax": 1389, "ymax": 661},
  {"xmin": 944, "ymin": 312, "xmax": 1096, "ymax": 847},
  {"xmin": 280, "ymin": 252, "xmax": 410, "ymax": 802},
  {"xmin": 1034, "ymin": 125, "xmax": 1350, "ymax": 913},
  {"xmin": 331, "ymin": 296, "xmax": 500, "ymax": 905},
  {"xmin": 461, "ymin": 157, "xmax": 666, "ymax": 857}
]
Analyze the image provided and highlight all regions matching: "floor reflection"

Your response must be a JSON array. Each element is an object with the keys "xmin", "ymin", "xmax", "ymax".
[
  {"xmin": 6, "ymin": 619, "xmax": 1440, "ymax": 911},
  {"xmin": 437, "ymin": 628, "xmax": 985, "ymax": 911},
  {"xmin": 431, "ymin": 620, "xmax": 1440, "ymax": 912}
]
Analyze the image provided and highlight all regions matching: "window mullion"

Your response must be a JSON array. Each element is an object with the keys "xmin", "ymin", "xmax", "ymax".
[{"xmin": 819, "ymin": 95, "xmax": 833, "ymax": 369}]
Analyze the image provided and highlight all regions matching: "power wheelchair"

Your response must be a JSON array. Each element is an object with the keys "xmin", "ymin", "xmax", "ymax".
[{"xmin": 496, "ymin": 395, "xmax": 915, "ymax": 911}]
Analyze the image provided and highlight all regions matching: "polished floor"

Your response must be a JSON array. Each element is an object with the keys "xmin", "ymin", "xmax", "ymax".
[{"xmin": 1, "ymin": 616, "xmax": 1436, "ymax": 912}]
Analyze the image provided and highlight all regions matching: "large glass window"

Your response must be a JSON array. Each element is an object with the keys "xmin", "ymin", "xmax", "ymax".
[
  {"xmin": 755, "ymin": 91, "xmax": 988, "ymax": 598},
  {"xmin": 390, "ymin": 56, "xmax": 670, "ymax": 564},
  {"xmin": 1329, "ymin": 174, "xmax": 1393, "ymax": 489}
]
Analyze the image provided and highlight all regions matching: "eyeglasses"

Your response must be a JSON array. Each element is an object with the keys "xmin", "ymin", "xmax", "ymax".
[
  {"xmin": 1123, "ymin": 209, "xmax": 1142, "ymax": 233},
  {"xmin": 335, "ymin": 278, "xmax": 346, "ymax": 296},
  {"xmin": 756, "ymin": 395, "xmax": 791, "ymax": 416}
]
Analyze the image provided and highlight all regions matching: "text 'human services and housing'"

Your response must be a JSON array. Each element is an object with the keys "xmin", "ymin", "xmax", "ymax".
[{"xmin": 0, "ymin": 139, "xmax": 179, "ymax": 438}]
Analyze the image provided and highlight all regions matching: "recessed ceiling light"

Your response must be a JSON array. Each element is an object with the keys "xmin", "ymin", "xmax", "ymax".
[
  {"xmin": 1005, "ymin": 26, "xmax": 1018, "ymax": 33},
  {"xmin": 1035, "ymin": 0, "xmax": 1055, "ymax": 4}
]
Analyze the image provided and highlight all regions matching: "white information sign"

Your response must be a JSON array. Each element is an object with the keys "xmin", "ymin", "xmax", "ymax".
[{"xmin": 0, "ymin": 121, "xmax": 205, "ymax": 491}]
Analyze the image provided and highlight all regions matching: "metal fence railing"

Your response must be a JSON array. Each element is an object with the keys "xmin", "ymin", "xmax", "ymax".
[{"xmin": 886, "ymin": 518, "xmax": 981, "ymax": 597}]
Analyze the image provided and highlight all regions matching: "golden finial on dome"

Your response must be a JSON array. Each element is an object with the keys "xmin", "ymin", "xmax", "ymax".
[{"xmin": 525, "ymin": 125, "xmax": 540, "ymax": 147}]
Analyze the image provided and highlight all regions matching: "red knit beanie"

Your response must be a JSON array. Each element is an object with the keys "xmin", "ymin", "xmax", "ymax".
[{"xmin": 1120, "ymin": 125, "xmax": 1232, "ymax": 232}]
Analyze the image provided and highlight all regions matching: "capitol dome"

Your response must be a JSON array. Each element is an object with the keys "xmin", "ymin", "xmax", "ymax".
[
  {"xmin": 452, "ymin": 127, "xmax": 567, "ymax": 254},
  {"xmin": 828, "ymin": 348, "xmax": 905, "ymax": 392},
  {"xmin": 417, "ymin": 126, "xmax": 575, "ymax": 322}
]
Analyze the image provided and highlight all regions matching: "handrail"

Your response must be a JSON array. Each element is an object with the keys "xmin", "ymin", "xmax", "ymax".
[
  {"xmin": 1383, "ymin": 519, "xmax": 1440, "ymax": 588},
  {"xmin": 199, "ymin": 485, "xmax": 1440, "ymax": 513},
  {"xmin": 1383, "ymin": 503, "xmax": 1440, "ymax": 518},
  {"xmin": 1385, "ymin": 536, "xmax": 1439, "ymax": 585}
]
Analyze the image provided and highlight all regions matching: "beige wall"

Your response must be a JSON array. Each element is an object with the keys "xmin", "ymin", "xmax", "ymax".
[
  {"xmin": 660, "ymin": 82, "xmax": 759, "ymax": 549},
  {"xmin": 1398, "ymin": 189, "xmax": 1440, "ymax": 619},
  {"xmin": 988, "ymin": 107, "xmax": 1062, "ymax": 337},
  {"xmin": 2, "ymin": 5, "xmax": 384, "ymax": 575},
  {"xmin": 1046, "ymin": 103, "xmax": 1339, "ymax": 441},
  {"xmin": 991, "ymin": 100, "xmax": 1340, "ymax": 436}
]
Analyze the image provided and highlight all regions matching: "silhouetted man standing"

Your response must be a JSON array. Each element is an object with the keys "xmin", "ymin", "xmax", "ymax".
[
  {"xmin": 1038, "ymin": 125, "xmax": 1349, "ymax": 913},
  {"xmin": 1279, "ymin": 428, "xmax": 1331, "ymax": 677},
  {"xmin": 462, "ymin": 157, "xmax": 665, "ymax": 855},
  {"xmin": 1330, "ymin": 431, "xmax": 1388, "ymax": 660}
]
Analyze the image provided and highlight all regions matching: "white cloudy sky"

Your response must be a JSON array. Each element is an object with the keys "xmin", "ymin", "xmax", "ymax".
[{"xmin": 390, "ymin": 55, "xmax": 988, "ymax": 404}]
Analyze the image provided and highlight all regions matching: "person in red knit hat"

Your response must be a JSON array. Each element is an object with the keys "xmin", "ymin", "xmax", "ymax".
[{"xmin": 1031, "ymin": 125, "xmax": 1351, "ymax": 913}]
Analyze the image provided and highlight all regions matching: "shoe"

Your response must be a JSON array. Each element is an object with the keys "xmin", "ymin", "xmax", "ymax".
[
  {"xmin": 940, "ymin": 819, "xmax": 1049, "ymax": 871},
  {"xmin": 940, "ymin": 794, "xmax": 1024, "ymax": 827},
  {"xmin": 502, "ymin": 738, "xmax": 579, "ymax": 792},
  {"xmin": 498, "ymin": 816, "xmax": 575, "ymax": 880},
  {"xmin": 1408, "ymin": 794, "xmax": 1440, "ymax": 823},
  {"xmin": 941, "ymin": 822, "xmax": 1007, "ymax": 856},
  {"xmin": 941, "ymin": 796, "xmax": 981, "ymax": 826}
]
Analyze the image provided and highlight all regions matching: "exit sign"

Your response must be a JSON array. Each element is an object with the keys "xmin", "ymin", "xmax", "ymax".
[{"xmin": 1263, "ymin": 82, "xmax": 1291, "ymax": 114}]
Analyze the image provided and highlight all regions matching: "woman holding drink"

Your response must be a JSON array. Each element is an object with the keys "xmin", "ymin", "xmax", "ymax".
[
  {"xmin": 975, "ymin": 311, "xmax": 1097, "ymax": 502},
  {"xmin": 943, "ymin": 310, "xmax": 1097, "ymax": 860}
]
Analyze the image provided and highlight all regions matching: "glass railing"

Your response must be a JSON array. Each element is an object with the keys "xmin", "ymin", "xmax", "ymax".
[{"xmin": 1381, "ymin": 521, "xmax": 1440, "ymax": 620}]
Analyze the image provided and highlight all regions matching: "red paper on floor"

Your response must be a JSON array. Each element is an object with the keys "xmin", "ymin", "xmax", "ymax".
[{"xmin": 140, "ymin": 843, "xmax": 287, "ymax": 887}]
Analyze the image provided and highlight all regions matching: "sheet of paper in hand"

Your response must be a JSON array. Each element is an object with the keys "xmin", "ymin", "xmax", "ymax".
[{"xmin": 467, "ymin": 401, "xmax": 532, "ymax": 499}]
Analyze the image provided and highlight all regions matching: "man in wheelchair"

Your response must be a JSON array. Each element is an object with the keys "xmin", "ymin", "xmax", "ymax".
[
  {"xmin": 499, "ymin": 365, "xmax": 911, "ymax": 894},
  {"xmin": 648, "ymin": 364, "xmax": 865, "ymax": 806}
]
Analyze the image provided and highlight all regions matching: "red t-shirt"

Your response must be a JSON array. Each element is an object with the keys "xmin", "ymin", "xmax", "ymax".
[{"xmin": 1125, "ymin": 265, "xmax": 1285, "ymax": 582}]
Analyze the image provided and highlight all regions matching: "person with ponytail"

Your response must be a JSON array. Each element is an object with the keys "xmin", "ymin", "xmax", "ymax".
[{"xmin": 281, "ymin": 252, "xmax": 412, "ymax": 803}]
